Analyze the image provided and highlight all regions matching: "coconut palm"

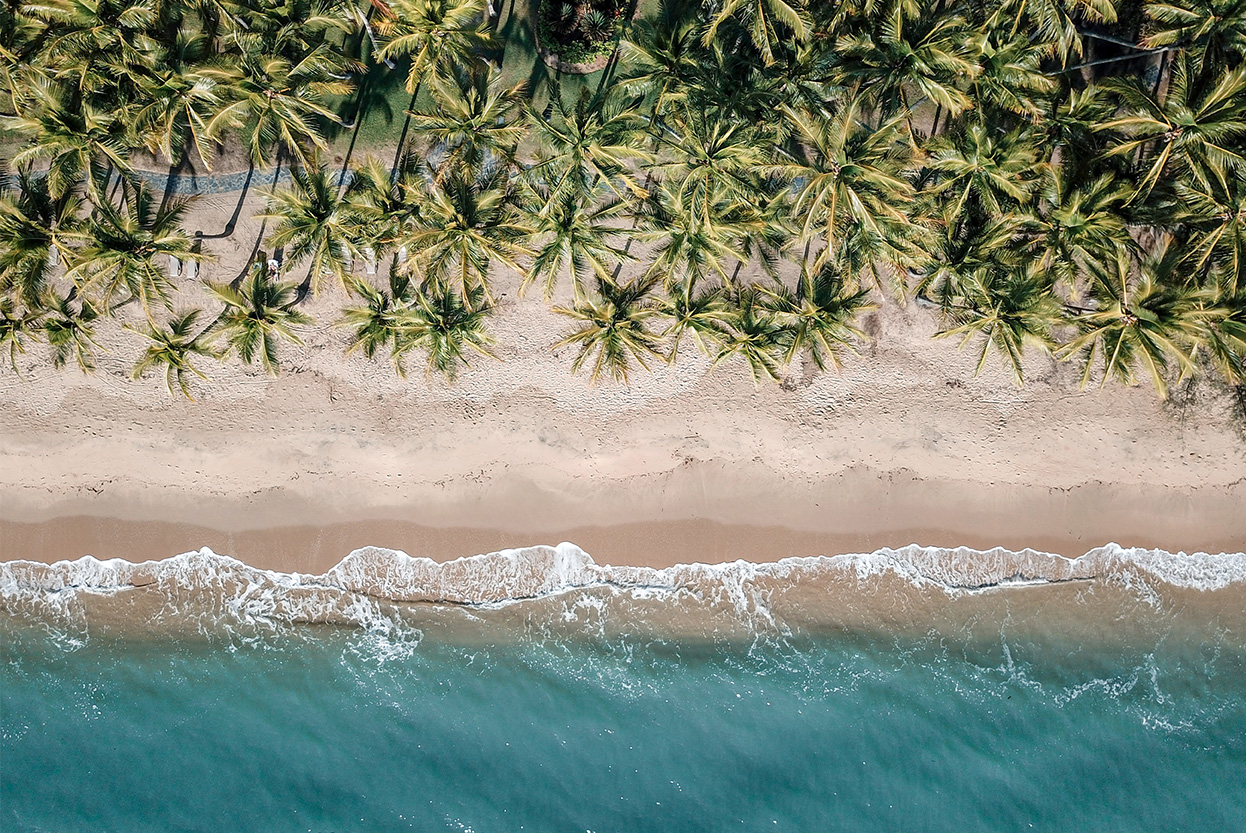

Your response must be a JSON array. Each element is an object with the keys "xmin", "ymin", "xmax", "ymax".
[
  {"xmin": 1204, "ymin": 287, "xmax": 1246, "ymax": 382},
  {"xmin": 1173, "ymin": 172, "xmax": 1246, "ymax": 293},
  {"xmin": 915, "ymin": 212, "xmax": 1023, "ymax": 307},
  {"xmin": 833, "ymin": 0, "xmax": 980, "ymax": 123},
  {"xmin": 208, "ymin": 264, "xmax": 311, "ymax": 374},
  {"xmin": 373, "ymin": 0, "xmax": 492, "ymax": 94},
  {"xmin": 777, "ymin": 103, "xmax": 917, "ymax": 265},
  {"xmin": 714, "ymin": 286, "xmax": 786, "ymax": 383},
  {"xmin": 132, "ymin": 29, "xmax": 235, "ymax": 170},
  {"xmin": 66, "ymin": 182, "xmax": 205, "ymax": 319},
  {"xmin": 703, "ymin": 0, "xmax": 813, "ymax": 66},
  {"xmin": 41, "ymin": 292, "xmax": 101, "ymax": 372},
  {"xmin": 206, "ymin": 51, "xmax": 351, "ymax": 169},
  {"xmin": 618, "ymin": 3, "xmax": 702, "ymax": 129},
  {"xmin": 970, "ymin": 30, "xmax": 1058, "ymax": 122},
  {"xmin": 524, "ymin": 86, "xmax": 653, "ymax": 206},
  {"xmin": 1143, "ymin": 0, "xmax": 1246, "ymax": 79},
  {"xmin": 345, "ymin": 151, "xmax": 425, "ymax": 260},
  {"xmin": 0, "ymin": 298, "xmax": 40, "ymax": 373},
  {"xmin": 401, "ymin": 167, "xmax": 532, "ymax": 304},
  {"xmin": 988, "ymin": 0, "xmax": 1117, "ymax": 63},
  {"xmin": 937, "ymin": 264, "xmax": 1064, "ymax": 386},
  {"xmin": 262, "ymin": 159, "xmax": 359, "ymax": 295},
  {"xmin": 400, "ymin": 280, "xmax": 494, "ymax": 381},
  {"xmin": 3, "ymin": 77, "xmax": 133, "ymax": 199},
  {"xmin": 554, "ymin": 275, "xmax": 664, "ymax": 384},
  {"xmin": 407, "ymin": 64, "xmax": 527, "ymax": 178},
  {"xmin": 659, "ymin": 110, "xmax": 768, "ymax": 228},
  {"xmin": 635, "ymin": 183, "xmax": 753, "ymax": 289},
  {"xmin": 922, "ymin": 123, "xmax": 1048, "ymax": 223},
  {"xmin": 1023, "ymin": 170, "xmax": 1136, "ymax": 293},
  {"xmin": 339, "ymin": 271, "xmax": 418, "ymax": 371},
  {"xmin": 655, "ymin": 281, "xmax": 735, "ymax": 362},
  {"xmin": 762, "ymin": 257, "xmax": 875, "ymax": 372},
  {"xmin": 0, "ymin": 170, "xmax": 80, "ymax": 307},
  {"xmin": 1059, "ymin": 245, "xmax": 1216, "ymax": 397},
  {"xmin": 129, "ymin": 309, "xmax": 219, "ymax": 398},
  {"xmin": 1037, "ymin": 83, "xmax": 1116, "ymax": 178},
  {"xmin": 524, "ymin": 195, "xmax": 633, "ymax": 301},
  {"xmin": 1098, "ymin": 54, "xmax": 1246, "ymax": 200},
  {"xmin": 22, "ymin": 0, "xmax": 160, "ymax": 93}
]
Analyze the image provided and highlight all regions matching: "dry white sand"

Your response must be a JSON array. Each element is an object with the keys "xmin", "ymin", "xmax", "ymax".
[{"xmin": 1, "ymin": 186, "xmax": 1244, "ymax": 570}]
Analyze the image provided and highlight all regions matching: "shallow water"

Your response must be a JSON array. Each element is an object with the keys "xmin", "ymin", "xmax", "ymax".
[{"xmin": 3, "ymin": 544, "xmax": 1246, "ymax": 832}]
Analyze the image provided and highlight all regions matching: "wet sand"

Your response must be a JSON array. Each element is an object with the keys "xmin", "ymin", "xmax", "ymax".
[{"xmin": 3, "ymin": 466, "xmax": 1242, "ymax": 572}]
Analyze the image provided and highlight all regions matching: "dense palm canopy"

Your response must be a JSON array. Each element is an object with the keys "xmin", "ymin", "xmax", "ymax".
[{"xmin": 1, "ymin": 0, "xmax": 1244, "ymax": 400}]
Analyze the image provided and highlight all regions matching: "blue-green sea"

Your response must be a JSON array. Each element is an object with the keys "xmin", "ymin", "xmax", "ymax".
[{"xmin": 3, "ymin": 543, "xmax": 1245, "ymax": 832}]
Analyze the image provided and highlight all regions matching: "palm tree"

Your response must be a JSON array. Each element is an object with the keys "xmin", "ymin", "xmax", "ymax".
[
  {"xmin": 406, "ymin": 64, "xmax": 527, "ymax": 178},
  {"xmin": 777, "ymin": 103, "xmax": 917, "ymax": 269},
  {"xmin": 922, "ymin": 123, "xmax": 1048, "ymax": 223},
  {"xmin": 1143, "ymin": 0, "xmax": 1246, "ymax": 81},
  {"xmin": 0, "ymin": 297, "xmax": 40, "ymax": 373},
  {"xmin": 345, "ymin": 151, "xmax": 425, "ymax": 263},
  {"xmin": 206, "ymin": 51, "xmax": 352, "ymax": 169},
  {"xmin": 618, "ymin": 3, "xmax": 701, "ymax": 130},
  {"xmin": 401, "ymin": 167, "xmax": 532, "ymax": 304},
  {"xmin": 635, "ymin": 183, "xmax": 752, "ymax": 289},
  {"xmin": 262, "ymin": 159, "xmax": 359, "ymax": 295},
  {"xmin": 41, "ymin": 292, "xmax": 101, "ymax": 372},
  {"xmin": 554, "ymin": 275, "xmax": 664, "ymax": 384},
  {"xmin": 524, "ymin": 86, "xmax": 652, "ymax": 206},
  {"xmin": 373, "ymin": 0, "xmax": 492, "ymax": 94},
  {"xmin": 3, "ymin": 77, "xmax": 133, "ymax": 199},
  {"xmin": 1023, "ymin": 170, "xmax": 1136, "ymax": 293},
  {"xmin": 1173, "ymin": 172, "xmax": 1246, "ymax": 294},
  {"xmin": 132, "ymin": 29, "xmax": 235, "ymax": 170},
  {"xmin": 762, "ymin": 257, "xmax": 875, "ymax": 372},
  {"xmin": 66, "ymin": 181, "xmax": 206, "ymax": 319},
  {"xmin": 400, "ymin": 280, "xmax": 494, "ymax": 381},
  {"xmin": 339, "ymin": 270, "xmax": 418, "ymax": 372},
  {"xmin": 129, "ymin": 309, "xmax": 219, "ymax": 398},
  {"xmin": 937, "ymin": 264, "xmax": 1064, "ymax": 386},
  {"xmin": 659, "ymin": 110, "xmax": 767, "ymax": 229},
  {"xmin": 833, "ymin": 0, "xmax": 980, "ymax": 123},
  {"xmin": 655, "ymin": 281, "xmax": 735, "ymax": 362},
  {"xmin": 1204, "ymin": 287, "xmax": 1246, "ymax": 382},
  {"xmin": 714, "ymin": 286, "xmax": 786, "ymax": 383},
  {"xmin": 987, "ymin": 0, "xmax": 1116, "ymax": 63},
  {"xmin": 1059, "ymin": 245, "xmax": 1216, "ymax": 397},
  {"xmin": 22, "ymin": 0, "xmax": 161, "ymax": 94},
  {"xmin": 0, "ymin": 170, "xmax": 80, "ymax": 307},
  {"xmin": 1098, "ymin": 55, "xmax": 1246, "ymax": 201},
  {"xmin": 208, "ymin": 263, "xmax": 311, "ymax": 374},
  {"xmin": 970, "ymin": 30, "xmax": 1058, "ymax": 122},
  {"xmin": 525, "ymin": 195, "xmax": 633, "ymax": 301},
  {"xmin": 703, "ymin": 0, "xmax": 813, "ymax": 66}
]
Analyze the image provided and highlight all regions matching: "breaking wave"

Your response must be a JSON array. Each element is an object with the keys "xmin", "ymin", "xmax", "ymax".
[{"xmin": 3, "ymin": 542, "xmax": 1244, "ymax": 645}]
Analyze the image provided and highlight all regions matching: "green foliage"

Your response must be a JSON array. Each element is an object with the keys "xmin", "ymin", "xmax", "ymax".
[
  {"xmin": 2, "ymin": 0, "xmax": 1245, "ymax": 401},
  {"xmin": 208, "ymin": 263, "xmax": 310, "ymax": 375}
]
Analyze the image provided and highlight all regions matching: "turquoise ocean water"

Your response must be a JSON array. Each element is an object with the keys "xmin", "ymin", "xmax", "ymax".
[{"xmin": 3, "ymin": 543, "xmax": 1245, "ymax": 831}]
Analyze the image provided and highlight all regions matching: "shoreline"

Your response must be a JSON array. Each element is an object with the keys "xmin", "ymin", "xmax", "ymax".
[{"xmin": 3, "ymin": 467, "xmax": 1244, "ymax": 572}]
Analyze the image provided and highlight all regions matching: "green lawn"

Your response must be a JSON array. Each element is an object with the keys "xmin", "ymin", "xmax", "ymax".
[{"xmin": 329, "ymin": 0, "xmax": 660, "ymax": 164}]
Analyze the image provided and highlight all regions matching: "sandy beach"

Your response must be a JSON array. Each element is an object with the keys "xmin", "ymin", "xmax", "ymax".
[{"xmin": 2, "ymin": 185, "xmax": 1243, "ymax": 571}]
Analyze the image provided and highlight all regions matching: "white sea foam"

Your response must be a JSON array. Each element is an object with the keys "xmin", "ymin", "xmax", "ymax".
[
  {"xmin": 2, "ymin": 543, "xmax": 1244, "ymax": 647},
  {"xmin": 4, "ymin": 542, "xmax": 1245, "ymax": 606}
]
